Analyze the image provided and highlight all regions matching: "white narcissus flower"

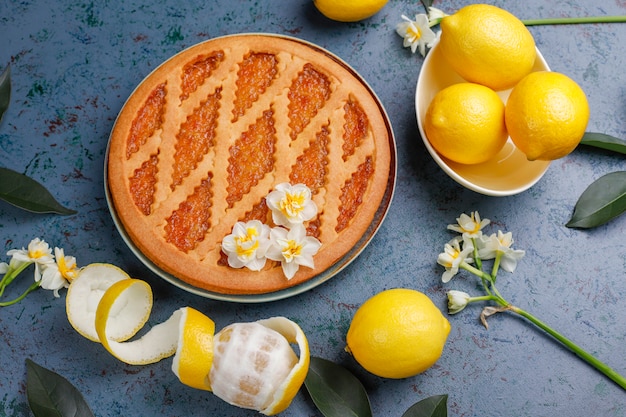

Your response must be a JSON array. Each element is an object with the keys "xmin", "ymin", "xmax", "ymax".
[
  {"xmin": 396, "ymin": 14, "xmax": 438, "ymax": 56},
  {"xmin": 478, "ymin": 230, "xmax": 526, "ymax": 272},
  {"xmin": 266, "ymin": 183, "xmax": 317, "ymax": 228},
  {"xmin": 7, "ymin": 238, "xmax": 55, "ymax": 282},
  {"xmin": 221, "ymin": 220, "xmax": 271, "ymax": 271},
  {"xmin": 447, "ymin": 211, "xmax": 490, "ymax": 239},
  {"xmin": 266, "ymin": 224, "xmax": 322, "ymax": 280},
  {"xmin": 447, "ymin": 290, "xmax": 471, "ymax": 314},
  {"xmin": 40, "ymin": 247, "xmax": 78, "ymax": 297},
  {"xmin": 437, "ymin": 237, "xmax": 474, "ymax": 283}
]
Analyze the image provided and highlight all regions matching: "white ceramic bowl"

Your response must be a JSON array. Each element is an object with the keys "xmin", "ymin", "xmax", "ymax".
[{"xmin": 415, "ymin": 43, "xmax": 552, "ymax": 196}]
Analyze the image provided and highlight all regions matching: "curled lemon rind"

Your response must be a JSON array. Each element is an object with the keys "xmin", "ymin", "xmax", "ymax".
[
  {"xmin": 257, "ymin": 317, "xmax": 310, "ymax": 416},
  {"xmin": 66, "ymin": 263, "xmax": 131, "ymax": 342}
]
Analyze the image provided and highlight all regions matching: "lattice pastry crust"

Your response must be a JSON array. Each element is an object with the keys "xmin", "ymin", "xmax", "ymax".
[{"xmin": 107, "ymin": 34, "xmax": 393, "ymax": 295}]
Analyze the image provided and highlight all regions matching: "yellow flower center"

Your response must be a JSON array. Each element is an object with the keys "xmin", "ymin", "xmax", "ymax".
[
  {"xmin": 235, "ymin": 227, "xmax": 260, "ymax": 257},
  {"xmin": 408, "ymin": 24, "xmax": 423, "ymax": 41},
  {"xmin": 58, "ymin": 256, "xmax": 78, "ymax": 281},
  {"xmin": 279, "ymin": 192, "xmax": 305, "ymax": 218},
  {"xmin": 282, "ymin": 240, "xmax": 302, "ymax": 262},
  {"xmin": 28, "ymin": 249, "xmax": 46, "ymax": 259}
]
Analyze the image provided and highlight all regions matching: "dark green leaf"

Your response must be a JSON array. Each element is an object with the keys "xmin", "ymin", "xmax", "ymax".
[
  {"xmin": 402, "ymin": 395, "xmax": 448, "ymax": 417},
  {"xmin": 0, "ymin": 167, "xmax": 76, "ymax": 215},
  {"xmin": 26, "ymin": 359, "xmax": 95, "ymax": 417},
  {"xmin": 0, "ymin": 65, "xmax": 10, "ymax": 125},
  {"xmin": 580, "ymin": 132, "xmax": 626, "ymax": 155},
  {"xmin": 566, "ymin": 171, "xmax": 626, "ymax": 228},
  {"xmin": 420, "ymin": 0, "xmax": 434, "ymax": 10},
  {"xmin": 304, "ymin": 356, "xmax": 372, "ymax": 417}
]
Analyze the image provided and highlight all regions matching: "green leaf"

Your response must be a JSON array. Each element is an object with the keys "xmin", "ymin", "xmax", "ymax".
[
  {"xmin": 420, "ymin": 0, "xmax": 434, "ymax": 10},
  {"xmin": 304, "ymin": 356, "xmax": 372, "ymax": 417},
  {"xmin": 580, "ymin": 132, "xmax": 626, "ymax": 155},
  {"xmin": 0, "ymin": 167, "xmax": 76, "ymax": 215},
  {"xmin": 566, "ymin": 171, "xmax": 626, "ymax": 228},
  {"xmin": 402, "ymin": 395, "xmax": 448, "ymax": 417},
  {"xmin": 26, "ymin": 359, "xmax": 95, "ymax": 417},
  {"xmin": 0, "ymin": 65, "xmax": 10, "ymax": 125}
]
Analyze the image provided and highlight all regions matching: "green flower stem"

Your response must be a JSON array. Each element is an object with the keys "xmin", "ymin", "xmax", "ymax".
[
  {"xmin": 522, "ymin": 16, "xmax": 626, "ymax": 26},
  {"xmin": 491, "ymin": 253, "xmax": 502, "ymax": 282},
  {"xmin": 0, "ymin": 262, "xmax": 31, "ymax": 298},
  {"xmin": 510, "ymin": 305, "xmax": 626, "ymax": 390},
  {"xmin": 0, "ymin": 280, "xmax": 40, "ymax": 307},
  {"xmin": 468, "ymin": 295, "xmax": 496, "ymax": 303}
]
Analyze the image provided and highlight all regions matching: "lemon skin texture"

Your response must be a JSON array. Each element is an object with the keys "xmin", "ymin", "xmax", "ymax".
[
  {"xmin": 346, "ymin": 288, "xmax": 451, "ymax": 379},
  {"xmin": 313, "ymin": 0, "xmax": 389, "ymax": 22},
  {"xmin": 439, "ymin": 4, "xmax": 536, "ymax": 91},
  {"xmin": 505, "ymin": 71, "xmax": 590, "ymax": 161},
  {"xmin": 424, "ymin": 82, "xmax": 508, "ymax": 165}
]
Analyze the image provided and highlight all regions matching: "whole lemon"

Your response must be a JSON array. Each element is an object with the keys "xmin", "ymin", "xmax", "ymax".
[
  {"xmin": 424, "ymin": 82, "xmax": 508, "ymax": 165},
  {"xmin": 505, "ymin": 71, "xmax": 589, "ymax": 161},
  {"xmin": 313, "ymin": 0, "xmax": 388, "ymax": 22},
  {"xmin": 439, "ymin": 4, "xmax": 536, "ymax": 91},
  {"xmin": 345, "ymin": 288, "xmax": 450, "ymax": 379}
]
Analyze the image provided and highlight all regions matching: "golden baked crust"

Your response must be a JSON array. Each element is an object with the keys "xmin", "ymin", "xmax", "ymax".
[{"xmin": 107, "ymin": 34, "xmax": 393, "ymax": 295}]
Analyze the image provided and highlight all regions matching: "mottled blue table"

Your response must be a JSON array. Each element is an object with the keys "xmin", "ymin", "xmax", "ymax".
[{"xmin": 2, "ymin": 1, "xmax": 626, "ymax": 416}]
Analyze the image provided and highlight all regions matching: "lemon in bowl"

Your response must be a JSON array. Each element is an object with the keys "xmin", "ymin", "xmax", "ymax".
[{"xmin": 415, "ymin": 41, "xmax": 552, "ymax": 196}]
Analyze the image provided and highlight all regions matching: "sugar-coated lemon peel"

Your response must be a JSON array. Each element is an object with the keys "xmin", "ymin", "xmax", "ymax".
[{"xmin": 64, "ymin": 263, "xmax": 309, "ymax": 414}]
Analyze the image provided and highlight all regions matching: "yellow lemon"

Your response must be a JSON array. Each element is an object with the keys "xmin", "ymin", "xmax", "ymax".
[
  {"xmin": 439, "ymin": 4, "xmax": 536, "ymax": 91},
  {"xmin": 424, "ymin": 82, "xmax": 508, "ymax": 165},
  {"xmin": 313, "ymin": 0, "xmax": 388, "ymax": 22},
  {"xmin": 505, "ymin": 71, "xmax": 589, "ymax": 161},
  {"xmin": 345, "ymin": 288, "xmax": 450, "ymax": 379}
]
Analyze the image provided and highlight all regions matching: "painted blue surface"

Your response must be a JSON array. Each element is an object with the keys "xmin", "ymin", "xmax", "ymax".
[{"xmin": 1, "ymin": 0, "xmax": 626, "ymax": 415}]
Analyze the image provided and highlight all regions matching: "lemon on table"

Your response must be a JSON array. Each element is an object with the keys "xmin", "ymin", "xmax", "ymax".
[
  {"xmin": 424, "ymin": 82, "xmax": 508, "ymax": 165},
  {"xmin": 505, "ymin": 71, "xmax": 589, "ymax": 161},
  {"xmin": 439, "ymin": 4, "xmax": 536, "ymax": 91},
  {"xmin": 345, "ymin": 288, "xmax": 450, "ymax": 379},
  {"xmin": 313, "ymin": 0, "xmax": 388, "ymax": 22}
]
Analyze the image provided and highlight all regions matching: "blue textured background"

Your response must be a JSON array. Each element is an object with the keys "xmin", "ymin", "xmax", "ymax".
[{"xmin": 2, "ymin": 0, "xmax": 626, "ymax": 416}]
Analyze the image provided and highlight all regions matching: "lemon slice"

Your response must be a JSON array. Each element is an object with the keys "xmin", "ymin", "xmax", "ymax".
[
  {"xmin": 94, "ymin": 279, "xmax": 180, "ymax": 365},
  {"xmin": 66, "ymin": 263, "xmax": 130, "ymax": 342},
  {"xmin": 171, "ymin": 307, "xmax": 215, "ymax": 391},
  {"xmin": 208, "ymin": 317, "xmax": 310, "ymax": 415}
]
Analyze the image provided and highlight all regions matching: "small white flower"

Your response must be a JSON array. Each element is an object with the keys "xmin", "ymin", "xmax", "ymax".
[
  {"xmin": 478, "ymin": 231, "xmax": 525, "ymax": 272},
  {"xmin": 447, "ymin": 290, "xmax": 471, "ymax": 314},
  {"xmin": 266, "ymin": 183, "xmax": 317, "ymax": 228},
  {"xmin": 266, "ymin": 224, "xmax": 322, "ymax": 280},
  {"xmin": 427, "ymin": 7, "xmax": 448, "ymax": 26},
  {"xmin": 437, "ymin": 237, "xmax": 474, "ymax": 283},
  {"xmin": 7, "ymin": 238, "xmax": 55, "ymax": 282},
  {"xmin": 447, "ymin": 211, "xmax": 490, "ymax": 239},
  {"xmin": 39, "ymin": 248, "xmax": 78, "ymax": 297},
  {"xmin": 0, "ymin": 262, "xmax": 8, "ymax": 275},
  {"xmin": 221, "ymin": 221, "xmax": 271, "ymax": 271},
  {"xmin": 396, "ymin": 14, "xmax": 437, "ymax": 56}
]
